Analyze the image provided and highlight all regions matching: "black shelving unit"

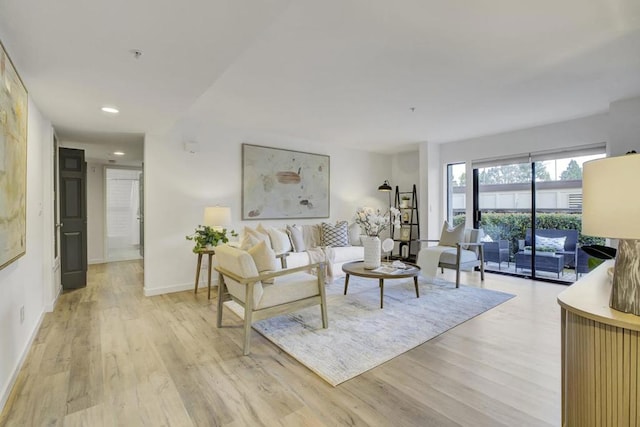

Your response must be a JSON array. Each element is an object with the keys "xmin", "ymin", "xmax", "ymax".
[{"xmin": 390, "ymin": 184, "xmax": 420, "ymax": 262}]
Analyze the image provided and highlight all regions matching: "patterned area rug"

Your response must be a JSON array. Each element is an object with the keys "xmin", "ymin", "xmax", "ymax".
[{"xmin": 225, "ymin": 276, "xmax": 514, "ymax": 386}]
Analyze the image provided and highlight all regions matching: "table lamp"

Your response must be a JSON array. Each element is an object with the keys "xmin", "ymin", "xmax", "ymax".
[
  {"xmin": 582, "ymin": 153, "xmax": 640, "ymax": 315},
  {"xmin": 203, "ymin": 206, "xmax": 231, "ymax": 230}
]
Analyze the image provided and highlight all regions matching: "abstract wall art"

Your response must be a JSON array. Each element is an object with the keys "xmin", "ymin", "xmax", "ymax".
[
  {"xmin": 0, "ymin": 40, "xmax": 28, "ymax": 270},
  {"xmin": 242, "ymin": 144, "xmax": 329, "ymax": 220}
]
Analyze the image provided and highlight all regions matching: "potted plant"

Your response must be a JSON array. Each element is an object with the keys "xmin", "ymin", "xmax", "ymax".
[
  {"xmin": 186, "ymin": 225, "xmax": 237, "ymax": 253},
  {"xmin": 400, "ymin": 195, "xmax": 411, "ymax": 208}
]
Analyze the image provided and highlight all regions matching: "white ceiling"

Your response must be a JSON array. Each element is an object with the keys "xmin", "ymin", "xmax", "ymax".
[{"xmin": 1, "ymin": 0, "xmax": 639, "ymax": 155}]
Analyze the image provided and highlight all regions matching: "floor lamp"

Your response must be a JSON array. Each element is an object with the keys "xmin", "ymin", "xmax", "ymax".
[{"xmin": 378, "ymin": 180, "xmax": 392, "ymax": 209}]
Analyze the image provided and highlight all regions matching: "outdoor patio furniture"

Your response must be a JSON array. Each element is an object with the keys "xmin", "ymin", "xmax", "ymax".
[
  {"xmin": 483, "ymin": 240, "xmax": 510, "ymax": 269},
  {"xmin": 522, "ymin": 228, "xmax": 578, "ymax": 268},
  {"xmin": 515, "ymin": 251, "xmax": 564, "ymax": 278}
]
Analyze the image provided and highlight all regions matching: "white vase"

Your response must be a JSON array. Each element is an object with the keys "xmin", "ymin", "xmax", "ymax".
[{"xmin": 362, "ymin": 236, "xmax": 381, "ymax": 269}]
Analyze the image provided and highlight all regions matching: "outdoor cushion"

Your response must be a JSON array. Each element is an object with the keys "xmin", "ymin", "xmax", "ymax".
[{"xmin": 535, "ymin": 235, "xmax": 566, "ymax": 251}]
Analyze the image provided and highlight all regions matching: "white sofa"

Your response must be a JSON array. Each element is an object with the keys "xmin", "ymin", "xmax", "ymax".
[{"xmin": 242, "ymin": 223, "xmax": 364, "ymax": 281}]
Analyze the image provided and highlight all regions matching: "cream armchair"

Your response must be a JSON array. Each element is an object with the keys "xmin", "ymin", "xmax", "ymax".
[
  {"xmin": 214, "ymin": 243, "xmax": 328, "ymax": 355},
  {"xmin": 416, "ymin": 224, "xmax": 485, "ymax": 287}
]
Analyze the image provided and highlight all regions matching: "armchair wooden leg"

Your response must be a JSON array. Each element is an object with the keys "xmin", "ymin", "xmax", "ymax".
[
  {"xmin": 216, "ymin": 273, "xmax": 226, "ymax": 328},
  {"xmin": 479, "ymin": 246, "xmax": 485, "ymax": 282},
  {"xmin": 243, "ymin": 284, "xmax": 255, "ymax": 356},
  {"xmin": 243, "ymin": 309, "xmax": 253, "ymax": 356},
  {"xmin": 318, "ymin": 264, "xmax": 328, "ymax": 328},
  {"xmin": 455, "ymin": 244, "xmax": 462, "ymax": 288}
]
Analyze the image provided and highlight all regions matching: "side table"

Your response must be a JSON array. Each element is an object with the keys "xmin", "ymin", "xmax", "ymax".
[{"xmin": 194, "ymin": 249, "xmax": 216, "ymax": 299}]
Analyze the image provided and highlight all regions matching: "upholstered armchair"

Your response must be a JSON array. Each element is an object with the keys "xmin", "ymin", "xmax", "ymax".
[
  {"xmin": 215, "ymin": 243, "xmax": 328, "ymax": 355},
  {"xmin": 416, "ymin": 223, "xmax": 485, "ymax": 287}
]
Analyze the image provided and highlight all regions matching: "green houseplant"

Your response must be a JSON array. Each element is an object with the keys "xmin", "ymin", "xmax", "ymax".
[{"xmin": 186, "ymin": 225, "xmax": 237, "ymax": 252}]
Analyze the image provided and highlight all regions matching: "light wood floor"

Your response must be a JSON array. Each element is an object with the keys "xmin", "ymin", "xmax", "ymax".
[{"xmin": 0, "ymin": 261, "xmax": 562, "ymax": 426}]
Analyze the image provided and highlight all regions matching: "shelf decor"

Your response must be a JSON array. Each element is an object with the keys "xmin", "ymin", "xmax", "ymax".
[
  {"xmin": 242, "ymin": 144, "xmax": 330, "ymax": 220},
  {"xmin": 354, "ymin": 206, "xmax": 400, "ymax": 269},
  {"xmin": 0, "ymin": 40, "xmax": 28, "ymax": 270},
  {"xmin": 391, "ymin": 185, "xmax": 420, "ymax": 261}
]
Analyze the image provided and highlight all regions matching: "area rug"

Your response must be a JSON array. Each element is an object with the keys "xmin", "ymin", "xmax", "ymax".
[{"xmin": 225, "ymin": 276, "xmax": 514, "ymax": 386}]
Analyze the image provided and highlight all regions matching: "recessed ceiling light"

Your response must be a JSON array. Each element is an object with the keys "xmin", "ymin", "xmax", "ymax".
[
  {"xmin": 113, "ymin": 151, "xmax": 125, "ymax": 156},
  {"xmin": 101, "ymin": 106, "xmax": 119, "ymax": 114}
]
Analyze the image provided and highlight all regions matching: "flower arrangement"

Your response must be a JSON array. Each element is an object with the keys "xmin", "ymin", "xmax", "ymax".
[
  {"xmin": 354, "ymin": 207, "xmax": 400, "ymax": 237},
  {"xmin": 186, "ymin": 226, "xmax": 237, "ymax": 253}
]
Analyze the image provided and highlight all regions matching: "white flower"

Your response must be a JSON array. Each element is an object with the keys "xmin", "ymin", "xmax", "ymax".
[{"xmin": 354, "ymin": 207, "xmax": 401, "ymax": 237}]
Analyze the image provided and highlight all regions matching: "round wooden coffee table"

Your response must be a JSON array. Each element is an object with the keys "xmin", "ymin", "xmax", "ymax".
[{"xmin": 341, "ymin": 261, "xmax": 421, "ymax": 308}]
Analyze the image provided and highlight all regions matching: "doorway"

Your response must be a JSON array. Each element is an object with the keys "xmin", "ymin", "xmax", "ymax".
[
  {"xmin": 470, "ymin": 148, "xmax": 606, "ymax": 283},
  {"xmin": 105, "ymin": 168, "xmax": 142, "ymax": 262}
]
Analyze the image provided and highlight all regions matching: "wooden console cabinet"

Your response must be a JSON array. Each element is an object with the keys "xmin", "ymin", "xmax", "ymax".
[{"xmin": 557, "ymin": 260, "xmax": 640, "ymax": 426}]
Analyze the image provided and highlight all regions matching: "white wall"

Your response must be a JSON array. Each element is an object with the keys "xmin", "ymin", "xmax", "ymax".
[
  {"xmin": 86, "ymin": 163, "xmax": 105, "ymax": 264},
  {"xmin": 429, "ymin": 96, "xmax": 640, "ymax": 233},
  {"xmin": 608, "ymin": 97, "xmax": 640, "ymax": 156},
  {"xmin": 391, "ymin": 151, "xmax": 419, "ymax": 193},
  {"xmin": 143, "ymin": 129, "xmax": 391, "ymax": 296},
  {"xmin": 0, "ymin": 98, "xmax": 56, "ymax": 411}
]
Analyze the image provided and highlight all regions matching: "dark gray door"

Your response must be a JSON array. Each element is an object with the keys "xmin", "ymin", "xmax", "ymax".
[
  {"xmin": 59, "ymin": 147, "xmax": 87, "ymax": 289},
  {"xmin": 138, "ymin": 171, "xmax": 144, "ymax": 257}
]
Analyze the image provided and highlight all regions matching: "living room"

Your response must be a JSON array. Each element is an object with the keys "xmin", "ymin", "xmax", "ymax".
[{"xmin": 1, "ymin": 1, "xmax": 640, "ymax": 425}]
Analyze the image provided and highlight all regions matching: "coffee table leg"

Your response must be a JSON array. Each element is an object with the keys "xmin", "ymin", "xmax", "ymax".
[
  {"xmin": 414, "ymin": 276, "xmax": 419, "ymax": 298},
  {"xmin": 379, "ymin": 278, "xmax": 384, "ymax": 309},
  {"xmin": 344, "ymin": 274, "xmax": 350, "ymax": 295}
]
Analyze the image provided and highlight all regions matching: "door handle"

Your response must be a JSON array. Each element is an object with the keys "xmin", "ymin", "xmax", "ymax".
[{"xmin": 56, "ymin": 223, "xmax": 63, "ymax": 228}]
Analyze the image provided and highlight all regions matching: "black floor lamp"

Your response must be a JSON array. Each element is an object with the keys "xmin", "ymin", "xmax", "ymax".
[{"xmin": 378, "ymin": 180, "xmax": 392, "ymax": 209}]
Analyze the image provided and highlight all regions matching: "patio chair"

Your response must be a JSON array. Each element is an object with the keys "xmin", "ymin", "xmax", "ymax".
[
  {"xmin": 483, "ymin": 239, "xmax": 510, "ymax": 270},
  {"xmin": 215, "ymin": 243, "xmax": 328, "ymax": 355}
]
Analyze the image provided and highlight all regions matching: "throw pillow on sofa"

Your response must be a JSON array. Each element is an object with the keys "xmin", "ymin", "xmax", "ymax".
[
  {"xmin": 321, "ymin": 221, "xmax": 349, "ymax": 247},
  {"xmin": 286, "ymin": 225, "xmax": 306, "ymax": 252},
  {"xmin": 263, "ymin": 226, "xmax": 292, "ymax": 254},
  {"xmin": 244, "ymin": 226, "xmax": 271, "ymax": 246},
  {"xmin": 348, "ymin": 222, "xmax": 363, "ymax": 246}
]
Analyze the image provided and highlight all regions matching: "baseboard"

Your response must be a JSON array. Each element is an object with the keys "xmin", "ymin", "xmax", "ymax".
[
  {"xmin": 88, "ymin": 258, "xmax": 105, "ymax": 265},
  {"xmin": 44, "ymin": 285, "xmax": 62, "ymax": 312},
  {"xmin": 0, "ymin": 309, "xmax": 45, "ymax": 414},
  {"xmin": 144, "ymin": 282, "xmax": 195, "ymax": 297}
]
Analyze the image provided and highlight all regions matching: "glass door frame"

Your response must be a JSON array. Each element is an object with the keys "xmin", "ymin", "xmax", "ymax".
[{"xmin": 471, "ymin": 145, "xmax": 606, "ymax": 284}]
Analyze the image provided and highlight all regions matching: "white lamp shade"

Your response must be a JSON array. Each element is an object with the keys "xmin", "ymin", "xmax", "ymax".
[
  {"xmin": 203, "ymin": 206, "xmax": 231, "ymax": 227},
  {"xmin": 582, "ymin": 154, "xmax": 640, "ymax": 240}
]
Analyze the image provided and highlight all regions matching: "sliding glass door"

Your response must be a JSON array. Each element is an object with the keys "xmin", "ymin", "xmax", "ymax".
[
  {"xmin": 469, "ymin": 148, "xmax": 605, "ymax": 283},
  {"xmin": 475, "ymin": 161, "xmax": 532, "ymax": 273}
]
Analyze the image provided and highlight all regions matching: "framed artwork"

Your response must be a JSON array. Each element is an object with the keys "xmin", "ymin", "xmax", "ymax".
[
  {"xmin": 242, "ymin": 144, "xmax": 330, "ymax": 219},
  {"xmin": 0, "ymin": 40, "xmax": 28, "ymax": 270}
]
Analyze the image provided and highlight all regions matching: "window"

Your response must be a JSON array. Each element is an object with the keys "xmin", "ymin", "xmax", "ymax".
[{"xmin": 446, "ymin": 163, "xmax": 466, "ymax": 225}]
